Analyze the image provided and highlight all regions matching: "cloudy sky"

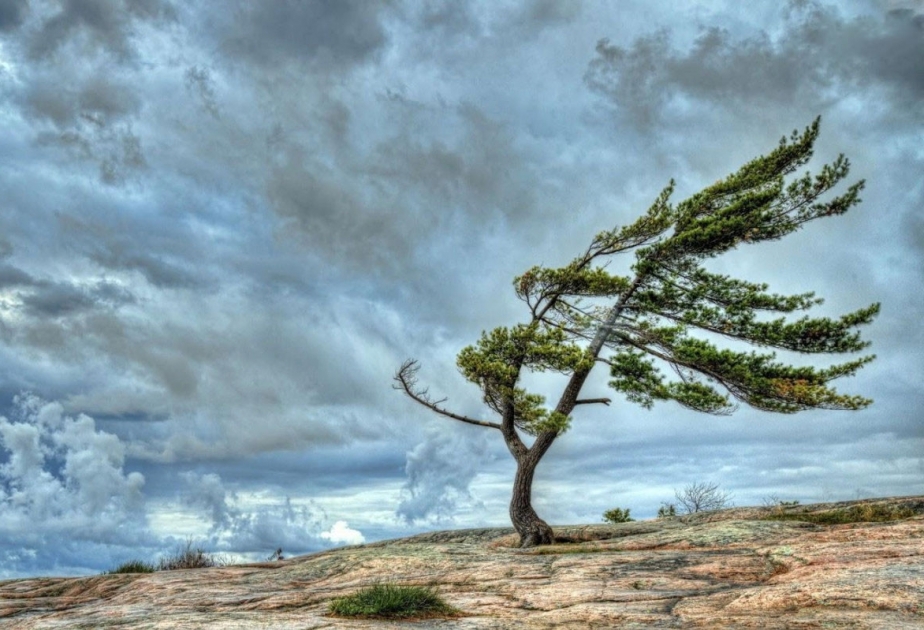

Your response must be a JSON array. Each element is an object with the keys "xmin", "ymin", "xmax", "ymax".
[{"xmin": 0, "ymin": 0, "xmax": 921, "ymax": 578}]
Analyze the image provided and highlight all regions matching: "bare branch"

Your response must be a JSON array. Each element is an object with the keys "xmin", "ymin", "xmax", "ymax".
[
  {"xmin": 394, "ymin": 360, "xmax": 502, "ymax": 430},
  {"xmin": 574, "ymin": 397, "xmax": 611, "ymax": 406}
]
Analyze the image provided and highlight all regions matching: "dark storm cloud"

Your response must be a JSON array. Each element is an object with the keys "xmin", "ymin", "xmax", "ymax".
[
  {"xmin": 0, "ymin": 0, "xmax": 920, "ymax": 578},
  {"xmin": 0, "ymin": 0, "xmax": 27, "ymax": 31},
  {"xmin": 0, "ymin": 263, "xmax": 33, "ymax": 288},
  {"xmin": 412, "ymin": 1, "xmax": 481, "ymax": 37},
  {"xmin": 19, "ymin": 279, "xmax": 134, "ymax": 317},
  {"xmin": 585, "ymin": 1, "xmax": 924, "ymax": 125},
  {"xmin": 21, "ymin": 72, "xmax": 141, "ymax": 128},
  {"xmin": 217, "ymin": 0, "xmax": 391, "ymax": 69},
  {"xmin": 25, "ymin": 0, "xmax": 175, "ymax": 61},
  {"xmin": 184, "ymin": 66, "xmax": 220, "ymax": 120},
  {"xmin": 518, "ymin": 0, "xmax": 583, "ymax": 28},
  {"xmin": 0, "ymin": 248, "xmax": 134, "ymax": 318},
  {"xmin": 0, "ymin": 1, "xmax": 164, "ymax": 185},
  {"xmin": 54, "ymin": 211, "xmax": 215, "ymax": 291},
  {"xmin": 267, "ymin": 100, "xmax": 541, "ymax": 271}
]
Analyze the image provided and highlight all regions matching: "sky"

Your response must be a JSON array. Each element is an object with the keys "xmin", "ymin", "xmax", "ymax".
[{"xmin": 0, "ymin": 0, "xmax": 921, "ymax": 578}]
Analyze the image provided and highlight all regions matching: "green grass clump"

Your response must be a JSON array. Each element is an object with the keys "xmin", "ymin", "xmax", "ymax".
[
  {"xmin": 108, "ymin": 560, "xmax": 155, "ymax": 574},
  {"xmin": 765, "ymin": 503, "xmax": 916, "ymax": 525},
  {"xmin": 328, "ymin": 584, "xmax": 460, "ymax": 619}
]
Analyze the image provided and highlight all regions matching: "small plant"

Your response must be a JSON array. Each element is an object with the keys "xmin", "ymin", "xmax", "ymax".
[
  {"xmin": 675, "ymin": 482, "xmax": 733, "ymax": 514},
  {"xmin": 657, "ymin": 503, "xmax": 677, "ymax": 518},
  {"xmin": 328, "ymin": 583, "xmax": 460, "ymax": 619},
  {"xmin": 763, "ymin": 495, "xmax": 800, "ymax": 508},
  {"xmin": 157, "ymin": 539, "xmax": 224, "ymax": 571},
  {"xmin": 108, "ymin": 560, "xmax": 155, "ymax": 574},
  {"xmin": 764, "ymin": 503, "xmax": 916, "ymax": 525},
  {"xmin": 602, "ymin": 507, "xmax": 633, "ymax": 524}
]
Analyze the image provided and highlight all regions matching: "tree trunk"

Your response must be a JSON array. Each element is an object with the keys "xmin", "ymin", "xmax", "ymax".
[{"xmin": 509, "ymin": 454, "xmax": 555, "ymax": 547}]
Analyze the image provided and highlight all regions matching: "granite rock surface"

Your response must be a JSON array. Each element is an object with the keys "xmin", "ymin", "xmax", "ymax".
[{"xmin": 2, "ymin": 496, "xmax": 923, "ymax": 629}]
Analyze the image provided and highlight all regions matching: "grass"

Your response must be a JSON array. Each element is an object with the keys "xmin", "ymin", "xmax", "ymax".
[
  {"xmin": 156, "ymin": 540, "xmax": 225, "ymax": 571},
  {"xmin": 764, "ymin": 503, "xmax": 917, "ymax": 525},
  {"xmin": 105, "ymin": 539, "xmax": 225, "ymax": 575},
  {"xmin": 328, "ymin": 583, "xmax": 461, "ymax": 620},
  {"xmin": 108, "ymin": 560, "xmax": 156, "ymax": 574}
]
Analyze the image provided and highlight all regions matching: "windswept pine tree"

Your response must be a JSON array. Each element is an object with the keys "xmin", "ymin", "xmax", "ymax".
[{"xmin": 395, "ymin": 119, "xmax": 878, "ymax": 547}]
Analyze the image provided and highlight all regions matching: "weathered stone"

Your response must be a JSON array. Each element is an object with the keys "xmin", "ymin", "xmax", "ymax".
[{"xmin": 2, "ymin": 496, "xmax": 923, "ymax": 628}]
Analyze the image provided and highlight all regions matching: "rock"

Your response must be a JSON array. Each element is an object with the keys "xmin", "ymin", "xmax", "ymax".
[{"xmin": 2, "ymin": 496, "xmax": 923, "ymax": 628}]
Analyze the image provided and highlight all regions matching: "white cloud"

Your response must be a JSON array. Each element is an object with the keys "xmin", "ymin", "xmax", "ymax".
[
  {"xmin": 181, "ymin": 471, "xmax": 365, "ymax": 554},
  {"xmin": 0, "ymin": 395, "xmax": 146, "ymax": 539},
  {"xmin": 320, "ymin": 520, "xmax": 365, "ymax": 546},
  {"xmin": 397, "ymin": 425, "xmax": 491, "ymax": 524}
]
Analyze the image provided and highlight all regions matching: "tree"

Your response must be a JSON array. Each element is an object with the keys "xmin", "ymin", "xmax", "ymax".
[
  {"xmin": 675, "ymin": 481, "xmax": 732, "ymax": 514},
  {"xmin": 395, "ymin": 119, "xmax": 878, "ymax": 547},
  {"xmin": 602, "ymin": 507, "xmax": 633, "ymax": 523}
]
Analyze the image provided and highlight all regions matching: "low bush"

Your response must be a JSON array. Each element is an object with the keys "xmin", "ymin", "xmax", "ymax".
[
  {"xmin": 157, "ymin": 539, "xmax": 224, "ymax": 571},
  {"xmin": 675, "ymin": 481, "xmax": 733, "ymax": 514},
  {"xmin": 657, "ymin": 503, "xmax": 677, "ymax": 518},
  {"xmin": 764, "ymin": 503, "xmax": 916, "ymax": 524},
  {"xmin": 328, "ymin": 584, "xmax": 460, "ymax": 619},
  {"xmin": 108, "ymin": 560, "xmax": 155, "ymax": 574},
  {"xmin": 602, "ymin": 507, "xmax": 633, "ymax": 524}
]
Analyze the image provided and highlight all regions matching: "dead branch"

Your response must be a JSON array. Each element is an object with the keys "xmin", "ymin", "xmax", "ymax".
[{"xmin": 393, "ymin": 359, "xmax": 501, "ymax": 430}]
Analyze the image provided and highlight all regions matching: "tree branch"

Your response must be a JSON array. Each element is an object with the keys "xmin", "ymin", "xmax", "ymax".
[
  {"xmin": 393, "ymin": 360, "xmax": 502, "ymax": 430},
  {"xmin": 575, "ymin": 397, "xmax": 611, "ymax": 406}
]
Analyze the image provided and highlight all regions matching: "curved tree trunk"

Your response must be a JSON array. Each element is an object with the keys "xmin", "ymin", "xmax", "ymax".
[{"xmin": 510, "ymin": 454, "xmax": 555, "ymax": 547}]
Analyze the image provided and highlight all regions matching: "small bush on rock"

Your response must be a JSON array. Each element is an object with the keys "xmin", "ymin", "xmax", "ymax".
[
  {"xmin": 602, "ymin": 507, "xmax": 633, "ymax": 524},
  {"xmin": 657, "ymin": 503, "xmax": 677, "ymax": 518},
  {"xmin": 765, "ymin": 503, "xmax": 916, "ymax": 524},
  {"xmin": 108, "ymin": 560, "xmax": 155, "ymax": 574},
  {"xmin": 675, "ymin": 482, "xmax": 733, "ymax": 514},
  {"xmin": 157, "ymin": 539, "xmax": 224, "ymax": 571}
]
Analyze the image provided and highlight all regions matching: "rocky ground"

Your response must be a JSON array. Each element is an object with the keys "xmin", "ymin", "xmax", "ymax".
[{"xmin": 1, "ymin": 496, "xmax": 923, "ymax": 629}]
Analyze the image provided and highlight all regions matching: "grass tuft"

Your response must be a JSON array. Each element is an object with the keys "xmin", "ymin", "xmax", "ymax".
[
  {"xmin": 156, "ymin": 539, "xmax": 225, "ymax": 571},
  {"xmin": 764, "ymin": 503, "xmax": 917, "ymax": 524},
  {"xmin": 108, "ymin": 560, "xmax": 155, "ymax": 574},
  {"xmin": 328, "ymin": 583, "xmax": 460, "ymax": 619}
]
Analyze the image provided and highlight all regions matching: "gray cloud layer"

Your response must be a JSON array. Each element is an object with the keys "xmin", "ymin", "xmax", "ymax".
[{"xmin": 0, "ymin": 0, "xmax": 920, "ymax": 576}]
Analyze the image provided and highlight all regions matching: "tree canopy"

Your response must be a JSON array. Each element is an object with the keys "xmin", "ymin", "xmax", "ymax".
[{"xmin": 396, "ymin": 118, "xmax": 878, "ymax": 546}]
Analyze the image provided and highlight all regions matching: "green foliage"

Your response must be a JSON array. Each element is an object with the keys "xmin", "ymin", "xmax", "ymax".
[
  {"xmin": 396, "ymin": 119, "xmax": 878, "ymax": 544},
  {"xmin": 657, "ymin": 503, "xmax": 677, "ymax": 518},
  {"xmin": 457, "ymin": 324, "xmax": 585, "ymax": 435},
  {"xmin": 602, "ymin": 507, "xmax": 633, "ymax": 524},
  {"xmin": 107, "ymin": 560, "xmax": 155, "ymax": 574},
  {"xmin": 764, "ymin": 503, "xmax": 917, "ymax": 524},
  {"xmin": 328, "ymin": 584, "xmax": 460, "ymax": 619},
  {"xmin": 450, "ymin": 118, "xmax": 877, "ymax": 440}
]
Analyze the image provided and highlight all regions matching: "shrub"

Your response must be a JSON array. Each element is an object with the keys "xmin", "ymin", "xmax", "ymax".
[
  {"xmin": 763, "ymin": 495, "xmax": 800, "ymax": 508},
  {"xmin": 108, "ymin": 560, "xmax": 155, "ymax": 574},
  {"xmin": 657, "ymin": 503, "xmax": 677, "ymax": 518},
  {"xmin": 602, "ymin": 507, "xmax": 633, "ymax": 524},
  {"xmin": 675, "ymin": 482, "xmax": 732, "ymax": 514},
  {"xmin": 157, "ymin": 539, "xmax": 224, "ymax": 571},
  {"xmin": 764, "ymin": 503, "xmax": 916, "ymax": 525},
  {"xmin": 328, "ymin": 584, "xmax": 460, "ymax": 619}
]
